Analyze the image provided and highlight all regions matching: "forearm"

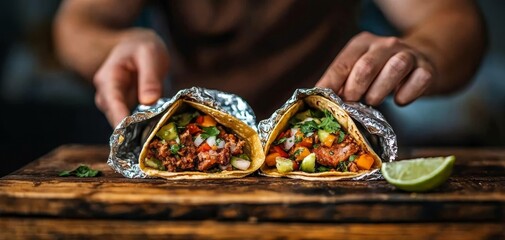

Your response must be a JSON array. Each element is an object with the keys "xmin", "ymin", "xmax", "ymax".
[
  {"xmin": 53, "ymin": 0, "xmax": 145, "ymax": 80},
  {"xmin": 401, "ymin": 6, "xmax": 487, "ymax": 95}
]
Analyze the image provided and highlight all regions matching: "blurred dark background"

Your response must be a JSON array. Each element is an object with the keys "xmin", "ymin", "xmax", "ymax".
[{"xmin": 0, "ymin": 1, "xmax": 504, "ymax": 176}]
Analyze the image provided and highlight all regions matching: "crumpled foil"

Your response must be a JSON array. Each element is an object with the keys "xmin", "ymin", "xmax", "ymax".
[
  {"xmin": 107, "ymin": 87, "xmax": 257, "ymax": 178},
  {"xmin": 257, "ymin": 87, "xmax": 397, "ymax": 180}
]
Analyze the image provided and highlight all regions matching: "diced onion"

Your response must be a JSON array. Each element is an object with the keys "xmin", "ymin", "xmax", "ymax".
[
  {"xmin": 231, "ymin": 158, "xmax": 251, "ymax": 170},
  {"xmin": 290, "ymin": 128, "xmax": 299, "ymax": 137},
  {"xmin": 283, "ymin": 135, "xmax": 295, "ymax": 151},
  {"xmin": 206, "ymin": 136, "xmax": 216, "ymax": 147},
  {"xmin": 216, "ymin": 138, "xmax": 225, "ymax": 149},
  {"xmin": 219, "ymin": 164, "xmax": 230, "ymax": 170},
  {"xmin": 194, "ymin": 134, "xmax": 204, "ymax": 147}
]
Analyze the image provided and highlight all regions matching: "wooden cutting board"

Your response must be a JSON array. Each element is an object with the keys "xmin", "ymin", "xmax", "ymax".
[{"xmin": 1, "ymin": 145, "xmax": 504, "ymax": 239}]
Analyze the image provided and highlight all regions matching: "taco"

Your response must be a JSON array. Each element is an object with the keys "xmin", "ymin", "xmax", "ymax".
[
  {"xmin": 139, "ymin": 99, "xmax": 264, "ymax": 179},
  {"xmin": 260, "ymin": 95, "xmax": 381, "ymax": 180}
]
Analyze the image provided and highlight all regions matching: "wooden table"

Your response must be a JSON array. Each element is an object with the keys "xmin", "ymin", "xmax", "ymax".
[{"xmin": 0, "ymin": 145, "xmax": 504, "ymax": 239}]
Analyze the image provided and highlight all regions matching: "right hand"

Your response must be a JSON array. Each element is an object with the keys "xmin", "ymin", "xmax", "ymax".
[{"xmin": 93, "ymin": 29, "xmax": 169, "ymax": 127}]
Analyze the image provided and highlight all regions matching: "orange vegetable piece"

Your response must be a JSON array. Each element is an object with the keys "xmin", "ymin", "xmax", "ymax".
[
  {"xmin": 265, "ymin": 152, "xmax": 281, "ymax": 167},
  {"xmin": 298, "ymin": 137, "xmax": 313, "ymax": 148},
  {"xmin": 355, "ymin": 154, "xmax": 374, "ymax": 170},
  {"xmin": 322, "ymin": 134, "xmax": 336, "ymax": 147},
  {"xmin": 292, "ymin": 146, "xmax": 310, "ymax": 161},
  {"xmin": 199, "ymin": 115, "xmax": 217, "ymax": 127},
  {"xmin": 294, "ymin": 131, "xmax": 304, "ymax": 140}
]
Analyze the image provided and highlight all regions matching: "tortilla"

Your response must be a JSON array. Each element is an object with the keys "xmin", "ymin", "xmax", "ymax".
[
  {"xmin": 260, "ymin": 95, "xmax": 382, "ymax": 180},
  {"xmin": 139, "ymin": 99, "xmax": 264, "ymax": 179}
]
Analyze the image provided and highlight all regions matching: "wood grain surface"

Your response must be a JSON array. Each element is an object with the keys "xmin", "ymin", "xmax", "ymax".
[
  {"xmin": 1, "ymin": 145, "xmax": 504, "ymax": 239},
  {"xmin": 1, "ymin": 218, "xmax": 504, "ymax": 240}
]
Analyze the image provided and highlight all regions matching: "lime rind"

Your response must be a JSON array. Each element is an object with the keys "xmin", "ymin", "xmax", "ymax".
[{"xmin": 381, "ymin": 156, "xmax": 455, "ymax": 192}]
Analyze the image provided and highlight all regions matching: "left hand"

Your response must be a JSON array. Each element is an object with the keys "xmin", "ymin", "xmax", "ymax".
[{"xmin": 316, "ymin": 31, "xmax": 436, "ymax": 106}]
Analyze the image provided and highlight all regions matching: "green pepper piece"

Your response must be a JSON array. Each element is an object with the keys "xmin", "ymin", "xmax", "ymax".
[
  {"xmin": 156, "ymin": 122, "xmax": 178, "ymax": 141},
  {"xmin": 172, "ymin": 112, "xmax": 199, "ymax": 127},
  {"xmin": 294, "ymin": 109, "xmax": 312, "ymax": 121},
  {"xmin": 300, "ymin": 153, "xmax": 316, "ymax": 173},
  {"xmin": 276, "ymin": 157, "xmax": 294, "ymax": 173},
  {"xmin": 317, "ymin": 129, "xmax": 330, "ymax": 143},
  {"xmin": 238, "ymin": 153, "xmax": 250, "ymax": 161},
  {"xmin": 145, "ymin": 157, "xmax": 166, "ymax": 171}
]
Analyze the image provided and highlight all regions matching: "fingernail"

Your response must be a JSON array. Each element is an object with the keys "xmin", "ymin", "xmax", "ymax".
[{"xmin": 141, "ymin": 93, "xmax": 158, "ymax": 104}]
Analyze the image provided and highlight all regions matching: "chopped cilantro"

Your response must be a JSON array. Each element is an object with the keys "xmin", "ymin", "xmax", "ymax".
[
  {"xmin": 274, "ymin": 137, "xmax": 287, "ymax": 145},
  {"xmin": 295, "ymin": 135, "xmax": 303, "ymax": 143},
  {"xmin": 292, "ymin": 148, "xmax": 303, "ymax": 157},
  {"xmin": 316, "ymin": 166, "xmax": 331, "ymax": 172},
  {"xmin": 59, "ymin": 165, "xmax": 100, "ymax": 177},
  {"xmin": 337, "ymin": 161, "xmax": 348, "ymax": 172},
  {"xmin": 349, "ymin": 155, "xmax": 357, "ymax": 162},
  {"xmin": 299, "ymin": 120, "xmax": 318, "ymax": 136},
  {"xmin": 338, "ymin": 131, "xmax": 345, "ymax": 143},
  {"xmin": 170, "ymin": 144, "xmax": 180, "ymax": 155},
  {"xmin": 317, "ymin": 110, "xmax": 340, "ymax": 133},
  {"xmin": 200, "ymin": 126, "xmax": 220, "ymax": 139}
]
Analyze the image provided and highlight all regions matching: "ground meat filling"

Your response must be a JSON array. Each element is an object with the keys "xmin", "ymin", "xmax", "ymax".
[
  {"xmin": 225, "ymin": 133, "xmax": 246, "ymax": 155},
  {"xmin": 197, "ymin": 147, "xmax": 230, "ymax": 171},
  {"xmin": 147, "ymin": 129, "xmax": 245, "ymax": 172},
  {"xmin": 313, "ymin": 135, "xmax": 360, "ymax": 168}
]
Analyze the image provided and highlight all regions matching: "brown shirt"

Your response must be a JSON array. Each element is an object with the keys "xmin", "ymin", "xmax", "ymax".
[{"xmin": 161, "ymin": 0, "xmax": 360, "ymax": 119}]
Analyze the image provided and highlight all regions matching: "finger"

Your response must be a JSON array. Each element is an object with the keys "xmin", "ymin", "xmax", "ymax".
[
  {"xmin": 135, "ymin": 43, "xmax": 169, "ymax": 105},
  {"xmin": 364, "ymin": 51, "xmax": 415, "ymax": 105},
  {"xmin": 106, "ymin": 92, "xmax": 131, "ymax": 127},
  {"xmin": 394, "ymin": 67, "xmax": 433, "ymax": 106},
  {"xmin": 316, "ymin": 32, "xmax": 374, "ymax": 93},
  {"xmin": 341, "ymin": 46, "xmax": 397, "ymax": 102},
  {"xmin": 94, "ymin": 67, "xmax": 133, "ymax": 127},
  {"xmin": 338, "ymin": 87, "xmax": 344, "ymax": 96},
  {"xmin": 95, "ymin": 87, "xmax": 130, "ymax": 127}
]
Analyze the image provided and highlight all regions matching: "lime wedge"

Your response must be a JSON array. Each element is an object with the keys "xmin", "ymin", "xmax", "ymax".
[{"xmin": 381, "ymin": 156, "xmax": 455, "ymax": 192}]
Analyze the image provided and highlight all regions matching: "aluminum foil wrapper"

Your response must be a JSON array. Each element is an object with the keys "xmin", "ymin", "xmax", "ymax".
[
  {"xmin": 107, "ymin": 87, "xmax": 257, "ymax": 178},
  {"xmin": 258, "ymin": 87, "xmax": 397, "ymax": 180}
]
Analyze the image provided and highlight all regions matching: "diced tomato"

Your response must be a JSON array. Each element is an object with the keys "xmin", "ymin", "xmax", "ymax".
[
  {"xmin": 272, "ymin": 145, "xmax": 289, "ymax": 158},
  {"xmin": 186, "ymin": 123, "xmax": 201, "ymax": 135},
  {"xmin": 196, "ymin": 115, "xmax": 204, "ymax": 125},
  {"xmin": 197, "ymin": 142, "xmax": 211, "ymax": 152},
  {"xmin": 277, "ymin": 130, "xmax": 290, "ymax": 140},
  {"xmin": 265, "ymin": 152, "xmax": 281, "ymax": 167},
  {"xmin": 292, "ymin": 161, "xmax": 299, "ymax": 171}
]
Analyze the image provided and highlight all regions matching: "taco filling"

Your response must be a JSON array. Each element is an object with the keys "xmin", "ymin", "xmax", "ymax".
[
  {"xmin": 265, "ymin": 109, "xmax": 376, "ymax": 174},
  {"xmin": 144, "ymin": 111, "xmax": 251, "ymax": 172}
]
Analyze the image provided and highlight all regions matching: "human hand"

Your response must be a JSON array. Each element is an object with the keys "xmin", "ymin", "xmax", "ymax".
[
  {"xmin": 93, "ymin": 29, "xmax": 169, "ymax": 127},
  {"xmin": 316, "ymin": 32, "xmax": 436, "ymax": 106}
]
